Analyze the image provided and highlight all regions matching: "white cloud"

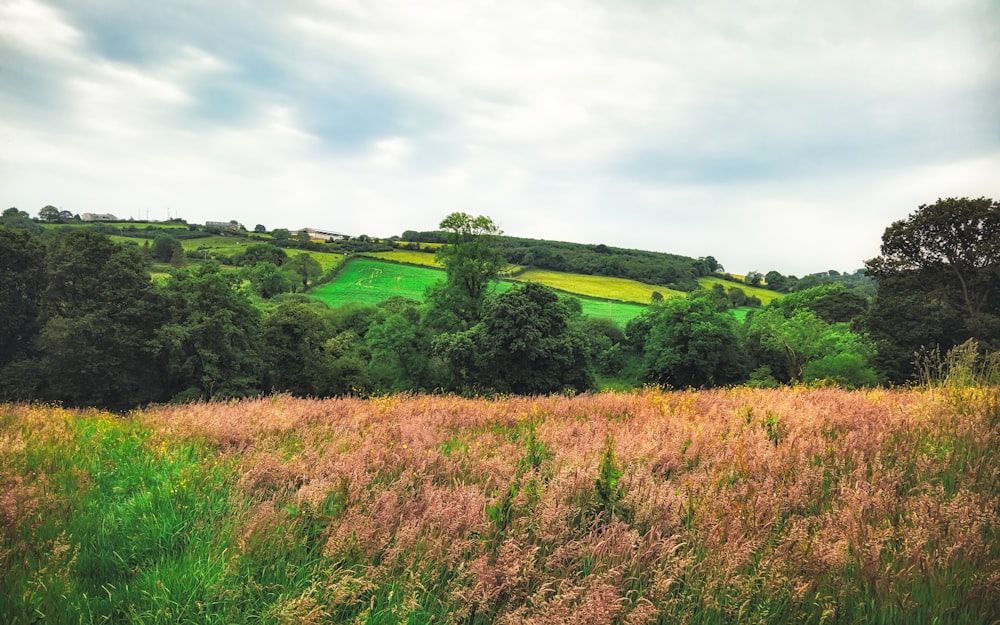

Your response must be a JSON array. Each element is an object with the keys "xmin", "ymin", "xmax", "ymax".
[{"xmin": 1, "ymin": 0, "xmax": 997, "ymax": 275}]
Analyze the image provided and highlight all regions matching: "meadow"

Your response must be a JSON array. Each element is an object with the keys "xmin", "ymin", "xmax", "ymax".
[
  {"xmin": 311, "ymin": 258, "xmax": 459, "ymax": 307},
  {"xmin": 312, "ymin": 259, "xmax": 649, "ymax": 325},
  {"xmin": 2, "ymin": 385, "xmax": 997, "ymax": 624}
]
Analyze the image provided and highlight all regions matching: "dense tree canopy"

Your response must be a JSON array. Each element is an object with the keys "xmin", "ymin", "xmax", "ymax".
[
  {"xmin": 34, "ymin": 230, "xmax": 163, "ymax": 407},
  {"xmin": 640, "ymin": 294, "xmax": 748, "ymax": 388},
  {"xmin": 465, "ymin": 283, "xmax": 593, "ymax": 394},
  {"xmin": 152, "ymin": 262, "xmax": 264, "ymax": 401},
  {"xmin": 865, "ymin": 197, "xmax": 1000, "ymax": 381}
]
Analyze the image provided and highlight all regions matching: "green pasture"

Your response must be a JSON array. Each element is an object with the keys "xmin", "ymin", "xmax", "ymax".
[
  {"xmin": 311, "ymin": 259, "xmax": 647, "ymax": 325},
  {"xmin": 574, "ymin": 297, "xmax": 647, "ymax": 325},
  {"xmin": 310, "ymin": 258, "xmax": 450, "ymax": 307}
]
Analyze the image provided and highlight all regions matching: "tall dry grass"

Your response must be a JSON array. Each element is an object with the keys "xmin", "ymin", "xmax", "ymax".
[{"xmin": 3, "ymin": 386, "xmax": 998, "ymax": 623}]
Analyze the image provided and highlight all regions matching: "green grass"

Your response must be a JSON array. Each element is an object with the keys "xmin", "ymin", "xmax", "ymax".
[
  {"xmin": 311, "ymin": 259, "xmax": 649, "ymax": 325},
  {"xmin": 573, "ymin": 296, "xmax": 648, "ymax": 325},
  {"xmin": 311, "ymin": 258, "xmax": 451, "ymax": 307}
]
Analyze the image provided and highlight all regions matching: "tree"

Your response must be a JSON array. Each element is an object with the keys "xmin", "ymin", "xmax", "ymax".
[
  {"xmin": 764, "ymin": 271, "xmax": 788, "ymax": 292},
  {"xmin": 239, "ymin": 243, "xmax": 287, "ymax": 267},
  {"xmin": 437, "ymin": 283, "xmax": 593, "ymax": 394},
  {"xmin": 271, "ymin": 228, "xmax": 291, "ymax": 243},
  {"xmin": 745, "ymin": 271, "xmax": 763, "ymax": 287},
  {"xmin": 745, "ymin": 307, "xmax": 831, "ymax": 383},
  {"xmin": 285, "ymin": 253, "xmax": 323, "ymax": 290},
  {"xmin": 367, "ymin": 310, "xmax": 434, "ymax": 392},
  {"xmin": 1, "ymin": 208, "xmax": 42, "ymax": 234},
  {"xmin": 152, "ymin": 262, "xmax": 264, "ymax": 400},
  {"xmin": 745, "ymin": 302, "xmax": 879, "ymax": 387},
  {"xmin": 32, "ymin": 230, "xmax": 163, "ymax": 407},
  {"xmin": 262, "ymin": 300, "xmax": 337, "ymax": 396},
  {"xmin": 244, "ymin": 261, "xmax": 294, "ymax": 298},
  {"xmin": 0, "ymin": 229, "xmax": 45, "ymax": 372},
  {"xmin": 38, "ymin": 205, "xmax": 60, "ymax": 222},
  {"xmin": 866, "ymin": 197, "xmax": 999, "ymax": 318},
  {"xmin": 427, "ymin": 212, "xmax": 506, "ymax": 329},
  {"xmin": 641, "ymin": 294, "xmax": 748, "ymax": 387},
  {"xmin": 254, "ymin": 224, "xmax": 267, "ymax": 233},
  {"xmin": 772, "ymin": 284, "xmax": 868, "ymax": 324},
  {"xmin": 151, "ymin": 233, "xmax": 183, "ymax": 263},
  {"xmin": 865, "ymin": 197, "xmax": 1000, "ymax": 381}
]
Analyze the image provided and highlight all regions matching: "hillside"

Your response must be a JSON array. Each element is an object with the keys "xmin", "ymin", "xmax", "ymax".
[
  {"xmin": 4, "ymin": 387, "xmax": 998, "ymax": 623},
  {"xmin": 22, "ymin": 219, "xmax": 785, "ymax": 312}
]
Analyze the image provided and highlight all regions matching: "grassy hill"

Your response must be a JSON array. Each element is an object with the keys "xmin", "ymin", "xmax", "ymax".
[
  {"xmin": 4, "ymin": 387, "xmax": 997, "ymax": 623},
  {"xmin": 36, "ymin": 221, "xmax": 783, "ymax": 316}
]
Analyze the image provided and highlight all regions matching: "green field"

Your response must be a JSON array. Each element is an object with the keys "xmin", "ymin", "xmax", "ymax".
[
  {"xmin": 573, "ymin": 296, "xmax": 648, "ymax": 325},
  {"xmin": 311, "ymin": 258, "xmax": 451, "ymax": 307},
  {"xmin": 311, "ymin": 258, "xmax": 649, "ymax": 325}
]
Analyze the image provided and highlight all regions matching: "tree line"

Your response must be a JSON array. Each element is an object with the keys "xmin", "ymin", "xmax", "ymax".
[{"xmin": 1, "ymin": 198, "xmax": 997, "ymax": 409}]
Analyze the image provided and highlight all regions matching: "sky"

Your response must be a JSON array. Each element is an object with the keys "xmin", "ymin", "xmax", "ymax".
[{"xmin": 1, "ymin": 0, "xmax": 997, "ymax": 276}]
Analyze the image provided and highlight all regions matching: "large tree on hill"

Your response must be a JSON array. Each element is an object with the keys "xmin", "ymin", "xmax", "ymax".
[
  {"xmin": 426, "ymin": 212, "xmax": 506, "ymax": 330},
  {"xmin": 865, "ymin": 197, "xmax": 1000, "ymax": 381}
]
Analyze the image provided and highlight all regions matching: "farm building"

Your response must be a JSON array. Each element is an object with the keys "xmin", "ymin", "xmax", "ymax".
[
  {"xmin": 81, "ymin": 213, "xmax": 117, "ymax": 221},
  {"xmin": 206, "ymin": 221, "xmax": 241, "ymax": 231},
  {"xmin": 303, "ymin": 228, "xmax": 350, "ymax": 241}
]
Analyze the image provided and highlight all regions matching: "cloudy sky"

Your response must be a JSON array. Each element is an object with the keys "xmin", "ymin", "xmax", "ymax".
[{"xmin": 2, "ymin": 0, "xmax": 997, "ymax": 275}]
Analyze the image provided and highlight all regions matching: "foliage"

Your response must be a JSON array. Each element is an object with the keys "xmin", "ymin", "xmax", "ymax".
[
  {"xmin": 438, "ymin": 282, "xmax": 595, "ymax": 394},
  {"xmin": 430, "ymin": 212, "xmax": 507, "ymax": 329},
  {"xmin": 244, "ymin": 261, "xmax": 295, "ymax": 299},
  {"xmin": 366, "ymin": 307, "xmax": 437, "ymax": 392},
  {"xmin": 238, "ymin": 242, "xmax": 288, "ymax": 267},
  {"xmin": 865, "ymin": 197, "xmax": 1000, "ymax": 382},
  {"xmin": 285, "ymin": 252, "xmax": 323, "ymax": 291},
  {"xmin": 152, "ymin": 262, "xmax": 264, "ymax": 401},
  {"xmin": 771, "ymin": 283, "xmax": 868, "ymax": 324},
  {"xmin": 640, "ymin": 294, "xmax": 749, "ymax": 387},
  {"xmin": 745, "ymin": 305, "xmax": 878, "ymax": 388},
  {"xmin": 262, "ymin": 300, "xmax": 338, "ymax": 396},
  {"xmin": 150, "ymin": 233, "xmax": 183, "ymax": 263},
  {"xmin": 0, "ymin": 229, "xmax": 45, "ymax": 370},
  {"xmin": 1, "ymin": 207, "xmax": 42, "ymax": 233},
  {"xmin": 30, "ymin": 230, "xmax": 163, "ymax": 408}
]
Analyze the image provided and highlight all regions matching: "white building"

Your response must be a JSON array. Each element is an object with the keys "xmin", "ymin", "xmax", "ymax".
[
  {"xmin": 81, "ymin": 213, "xmax": 117, "ymax": 222},
  {"xmin": 303, "ymin": 228, "xmax": 350, "ymax": 241}
]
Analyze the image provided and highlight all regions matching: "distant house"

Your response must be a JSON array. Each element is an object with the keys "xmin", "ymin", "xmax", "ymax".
[
  {"xmin": 304, "ymin": 228, "xmax": 350, "ymax": 241},
  {"xmin": 206, "ymin": 221, "xmax": 241, "ymax": 231},
  {"xmin": 81, "ymin": 213, "xmax": 117, "ymax": 222}
]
